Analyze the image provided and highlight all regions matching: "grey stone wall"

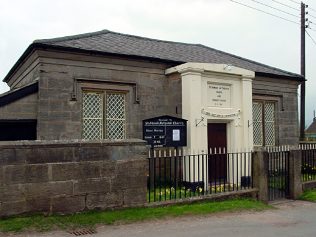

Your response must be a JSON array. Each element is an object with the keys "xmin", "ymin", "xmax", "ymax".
[
  {"xmin": 253, "ymin": 77, "xmax": 300, "ymax": 146},
  {"xmin": 36, "ymin": 50, "xmax": 179, "ymax": 140},
  {"xmin": 0, "ymin": 93, "xmax": 38, "ymax": 120},
  {"xmin": 35, "ymin": 51, "xmax": 299, "ymax": 144},
  {"xmin": 0, "ymin": 139, "xmax": 148, "ymax": 217},
  {"xmin": 3, "ymin": 48, "xmax": 300, "ymax": 145}
]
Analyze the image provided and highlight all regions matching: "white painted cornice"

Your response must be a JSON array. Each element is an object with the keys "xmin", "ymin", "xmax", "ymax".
[{"xmin": 165, "ymin": 62, "xmax": 255, "ymax": 79}]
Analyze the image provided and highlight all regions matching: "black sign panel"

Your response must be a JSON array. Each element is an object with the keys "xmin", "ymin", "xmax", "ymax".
[{"xmin": 143, "ymin": 115, "xmax": 187, "ymax": 148}]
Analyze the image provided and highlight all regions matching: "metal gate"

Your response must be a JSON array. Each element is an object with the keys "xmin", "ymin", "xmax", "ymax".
[{"xmin": 268, "ymin": 150, "xmax": 290, "ymax": 201}]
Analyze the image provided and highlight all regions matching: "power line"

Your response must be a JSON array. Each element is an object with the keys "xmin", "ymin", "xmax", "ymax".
[
  {"xmin": 231, "ymin": 0, "xmax": 311, "ymax": 138},
  {"xmin": 309, "ymin": 21, "xmax": 316, "ymax": 27},
  {"xmin": 251, "ymin": 0, "xmax": 300, "ymax": 18},
  {"xmin": 230, "ymin": 0, "xmax": 300, "ymax": 25},
  {"xmin": 303, "ymin": 2, "xmax": 316, "ymax": 22},
  {"xmin": 306, "ymin": 29, "xmax": 316, "ymax": 45},
  {"xmin": 271, "ymin": 0, "xmax": 300, "ymax": 11},
  {"xmin": 309, "ymin": 7, "xmax": 316, "ymax": 13},
  {"xmin": 284, "ymin": 0, "xmax": 316, "ymax": 14},
  {"xmin": 307, "ymin": 26, "xmax": 316, "ymax": 32},
  {"xmin": 284, "ymin": 0, "xmax": 316, "ymax": 15},
  {"xmin": 308, "ymin": 14, "xmax": 316, "ymax": 20},
  {"xmin": 303, "ymin": 2, "xmax": 316, "ymax": 14},
  {"xmin": 286, "ymin": 0, "xmax": 300, "ymax": 4}
]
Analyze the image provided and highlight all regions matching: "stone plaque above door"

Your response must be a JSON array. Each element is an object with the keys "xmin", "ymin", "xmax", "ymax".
[{"xmin": 208, "ymin": 83, "xmax": 231, "ymax": 108}]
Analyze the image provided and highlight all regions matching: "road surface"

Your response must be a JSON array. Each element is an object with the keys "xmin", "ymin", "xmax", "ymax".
[{"xmin": 2, "ymin": 200, "xmax": 316, "ymax": 237}]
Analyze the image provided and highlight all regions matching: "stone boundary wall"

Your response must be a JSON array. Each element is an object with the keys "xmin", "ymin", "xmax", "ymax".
[
  {"xmin": 302, "ymin": 181, "xmax": 316, "ymax": 190},
  {"xmin": 0, "ymin": 139, "xmax": 148, "ymax": 217}
]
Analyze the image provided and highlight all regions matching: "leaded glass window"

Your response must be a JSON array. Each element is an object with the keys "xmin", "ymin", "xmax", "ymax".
[
  {"xmin": 82, "ymin": 92, "xmax": 103, "ymax": 139},
  {"xmin": 252, "ymin": 101, "xmax": 276, "ymax": 146},
  {"xmin": 253, "ymin": 102, "xmax": 263, "ymax": 146},
  {"xmin": 264, "ymin": 102, "xmax": 275, "ymax": 146},
  {"xmin": 82, "ymin": 91, "xmax": 126, "ymax": 140},
  {"xmin": 105, "ymin": 93, "xmax": 126, "ymax": 139}
]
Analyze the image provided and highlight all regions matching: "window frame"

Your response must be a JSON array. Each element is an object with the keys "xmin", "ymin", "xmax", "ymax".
[
  {"xmin": 81, "ymin": 89, "xmax": 127, "ymax": 140},
  {"xmin": 82, "ymin": 90, "xmax": 104, "ymax": 140},
  {"xmin": 104, "ymin": 91, "xmax": 127, "ymax": 140},
  {"xmin": 252, "ymin": 101, "xmax": 264, "ymax": 146},
  {"xmin": 253, "ymin": 100, "xmax": 277, "ymax": 147}
]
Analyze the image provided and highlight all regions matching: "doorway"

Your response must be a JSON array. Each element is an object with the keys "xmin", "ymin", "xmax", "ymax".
[{"xmin": 207, "ymin": 123, "xmax": 227, "ymax": 182}]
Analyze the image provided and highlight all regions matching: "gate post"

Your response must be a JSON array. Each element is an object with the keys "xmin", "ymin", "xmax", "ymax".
[
  {"xmin": 289, "ymin": 149, "xmax": 303, "ymax": 199},
  {"xmin": 253, "ymin": 149, "xmax": 269, "ymax": 203}
]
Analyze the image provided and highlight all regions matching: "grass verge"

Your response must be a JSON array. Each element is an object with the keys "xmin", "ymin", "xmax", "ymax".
[
  {"xmin": 299, "ymin": 189, "xmax": 316, "ymax": 202},
  {"xmin": 0, "ymin": 198, "xmax": 270, "ymax": 233}
]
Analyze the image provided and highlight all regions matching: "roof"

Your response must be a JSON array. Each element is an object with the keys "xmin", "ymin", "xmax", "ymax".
[
  {"xmin": 0, "ymin": 81, "xmax": 38, "ymax": 107},
  {"xmin": 4, "ymin": 29, "xmax": 303, "ymax": 82},
  {"xmin": 306, "ymin": 119, "xmax": 316, "ymax": 134}
]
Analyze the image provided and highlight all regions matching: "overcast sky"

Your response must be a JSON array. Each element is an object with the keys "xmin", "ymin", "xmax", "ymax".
[{"xmin": 0, "ymin": 0, "xmax": 315, "ymax": 125}]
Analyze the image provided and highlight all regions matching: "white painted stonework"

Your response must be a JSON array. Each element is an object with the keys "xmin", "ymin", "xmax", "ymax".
[{"xmin": 165, "ymin": 63, "xmax": 255, "ymax": 153}]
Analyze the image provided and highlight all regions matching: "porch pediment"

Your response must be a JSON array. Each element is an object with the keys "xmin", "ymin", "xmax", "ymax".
[{"xmin": 165, "ymin": 62, "xmax": 255, "ymax": 79}]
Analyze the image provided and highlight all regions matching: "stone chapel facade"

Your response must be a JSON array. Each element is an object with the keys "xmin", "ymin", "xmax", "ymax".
[{"xmin": 0, "ymin": 30, "xmax": 303, "ymax": 152}]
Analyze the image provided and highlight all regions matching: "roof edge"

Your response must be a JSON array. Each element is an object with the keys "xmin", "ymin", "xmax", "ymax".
[
  {"xmin": 256, "ymin": 71, "xmax": 304, "ymax": 82},
  {"xmin": 0, "ymin": 81, "xmax": 38, "ymax": 107},
  {"xmin": 3, "ymin": 37, "xmax": 304, "ymax": 84},
  {"xmin": 3, "ymin": 44, "xmax": 36, "ymax": 83},
  {"xmin": 33, "ymin": 29, "xmax": 111, "ymax": 44},
  {"xmin": 2, "ymin": 42, "xmax": 181, "ymax": 83},
  {"xmin": 34, "ymin": 29, "xmax": 204, "ymax": 47},
  {"xmin": 197, "ymin": 44, "xmax": 302, "ymax": 79},
  {"xmin": 34, "ymin": 29, "xmax": 303, "ymax": 79}
]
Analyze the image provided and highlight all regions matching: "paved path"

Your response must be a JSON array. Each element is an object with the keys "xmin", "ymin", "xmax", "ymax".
[{"xmin": 3, "ymin": 200, "xmax": 316, "ymax": 237}]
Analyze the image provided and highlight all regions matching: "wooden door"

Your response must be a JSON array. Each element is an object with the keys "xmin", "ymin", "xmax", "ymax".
[{"xmin": 208, "ymin": 123, "xmax": 227, "ymax": 182}]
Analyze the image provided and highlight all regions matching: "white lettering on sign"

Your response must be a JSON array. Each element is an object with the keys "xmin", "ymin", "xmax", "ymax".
[
  {"xmin": 208, "ymin": 83, "xmax": 231, "ymax": 108},
  {"xmin": 144, "ymin": 121, "xmax": 185, "ymax": 126}
]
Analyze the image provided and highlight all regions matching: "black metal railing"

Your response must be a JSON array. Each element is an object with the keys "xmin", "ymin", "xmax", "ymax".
[
  {"xmin": 300, "ymin": 144, "xmax": 316, "ymax": 182},
  {"xmin": 267, "ymin": 148, "xmax": 290, "ymax": 201},
  {"xmin": 147, "ymin": 149, "xmax": 253, "ymax": 203}
]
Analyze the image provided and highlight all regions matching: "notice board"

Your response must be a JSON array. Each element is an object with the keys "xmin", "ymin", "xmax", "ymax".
[{"xmin": 143, "ymin": 115, "xmax": 187, "ymax": 148}]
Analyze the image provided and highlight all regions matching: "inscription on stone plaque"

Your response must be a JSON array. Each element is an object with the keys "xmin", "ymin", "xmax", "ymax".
[{"xmin": 208, "ymin": 83, "xmax": 231, "ymax": 108}]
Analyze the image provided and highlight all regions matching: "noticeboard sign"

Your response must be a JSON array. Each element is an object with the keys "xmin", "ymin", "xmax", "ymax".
[{"xmin": 143, "ymin": 115, "xmax": 187, "ymax": 148}]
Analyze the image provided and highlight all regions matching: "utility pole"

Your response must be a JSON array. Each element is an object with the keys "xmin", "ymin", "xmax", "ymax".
[{"xmin": 300, "ymin": 2, "xmax": 306, "ymax": 141}]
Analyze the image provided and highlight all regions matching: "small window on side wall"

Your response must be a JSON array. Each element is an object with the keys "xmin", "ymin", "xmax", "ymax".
[
  {"xmin": 252, "ymin": 101, "xmax": 276, "ymax": 146},
  {"xmin": 82, "ymin": 91, "xmax": 126, "ymax": 140}
]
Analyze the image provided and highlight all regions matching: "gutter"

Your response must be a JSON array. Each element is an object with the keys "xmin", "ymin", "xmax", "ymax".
[{"xmin": 255, "ymin": 72, "xmax": 304, "ymax": 82}]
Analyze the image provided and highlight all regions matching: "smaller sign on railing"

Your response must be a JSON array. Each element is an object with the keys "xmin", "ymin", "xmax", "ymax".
[{"xmin": 143, "ymin": 115, "xmax": 187, "ymax": 148}]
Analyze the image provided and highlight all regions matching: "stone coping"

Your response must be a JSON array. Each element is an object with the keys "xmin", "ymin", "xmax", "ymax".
[
  {"xmin": 145, "ymin": 189, "xmax": 258, "ymax": 208},
  {"xmin": 302, "ymin": 180, "xmax": 316, "ymax": 190},
  {"xmin": 0, "ymin": 139, "xmax": 147, "ymax": 149}
]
